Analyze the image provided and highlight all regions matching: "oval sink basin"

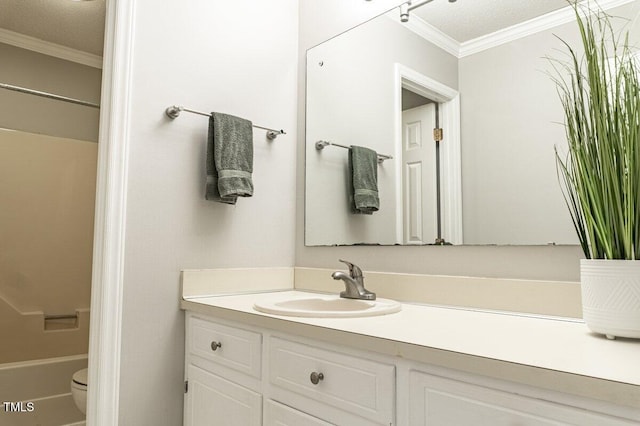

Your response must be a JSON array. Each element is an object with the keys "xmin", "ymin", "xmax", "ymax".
[{"xmin": 254, "ymin": 294, "xmax": 401, "ymax": 318}]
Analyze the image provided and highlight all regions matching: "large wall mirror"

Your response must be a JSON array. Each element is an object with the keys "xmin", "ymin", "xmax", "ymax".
[{"xmin": 305, "ymin": 0, "xmax": 639, "ymax": 247}]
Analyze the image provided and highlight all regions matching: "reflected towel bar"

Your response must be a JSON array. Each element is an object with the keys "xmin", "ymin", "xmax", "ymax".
[
  {"xmin": 165, "ymin": 105, "xmax": 286, "ymax": 140},
  {"xmin": 315, "ymin": 140, "xmax": 393, "ymax": 164}
]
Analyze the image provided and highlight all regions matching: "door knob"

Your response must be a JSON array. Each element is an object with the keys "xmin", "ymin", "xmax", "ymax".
[{"xmin": 310, "ymin": 371, "xmax": 324, "ymax": 385}]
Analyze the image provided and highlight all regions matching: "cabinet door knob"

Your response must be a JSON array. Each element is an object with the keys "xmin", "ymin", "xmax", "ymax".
[
  {"xmin": 210, "ymin": 341, "xmax": 222, "ymax": 351},
  {"xmin": 310, "ymin": 371, "xmax": 324, "ymax": 385}
]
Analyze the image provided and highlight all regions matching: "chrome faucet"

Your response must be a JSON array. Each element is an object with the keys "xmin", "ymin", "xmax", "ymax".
[{"xmin": 332, "ymin": 259, "xmax": 376, "ymax": 300}]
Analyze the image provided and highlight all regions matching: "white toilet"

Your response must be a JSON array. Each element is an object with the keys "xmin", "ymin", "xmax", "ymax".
[{"xmin": 71, "ymin": 368, "xmax": 88, "ymax": 415}]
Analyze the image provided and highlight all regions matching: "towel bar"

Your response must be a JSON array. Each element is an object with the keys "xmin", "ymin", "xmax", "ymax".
[
  {"xmin": 165, "ymin": 105, "xmax": 285, "ymax": 140},
  {"xmin": 315, "ymin": 140, "xmax": 393, "ymax": 164}
]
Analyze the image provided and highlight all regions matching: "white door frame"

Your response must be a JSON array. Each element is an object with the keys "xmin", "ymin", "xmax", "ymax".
[
  {"xmin": 393, "ymin": 64, "xmax": 463, "ymax": 245},
  {"xmin": 86, "ymin": 0, "xmax": 135, "ymax": 424}
]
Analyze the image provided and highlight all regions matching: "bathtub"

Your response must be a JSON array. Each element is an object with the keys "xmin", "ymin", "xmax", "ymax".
[{"xmin": 0, "ymin": 354, "xmax": 87, "ymax": 426}]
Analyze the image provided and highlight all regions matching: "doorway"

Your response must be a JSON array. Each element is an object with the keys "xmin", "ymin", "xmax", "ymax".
[
  {"xmin": 394, "ymin": 64, "xmax": 463, "ymax": 245},
  {"xmin": 401, "ymin": 93, "xmax": 438, "ymax": 244},
  {"xmin": 0, "ymin": 2, "xmax": 106, "ymax": 424}
]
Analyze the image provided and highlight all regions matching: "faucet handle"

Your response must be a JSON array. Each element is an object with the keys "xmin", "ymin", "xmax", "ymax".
[{"xmin": 338, "ymin": 259, "xmax": 363, "ymax": 278}]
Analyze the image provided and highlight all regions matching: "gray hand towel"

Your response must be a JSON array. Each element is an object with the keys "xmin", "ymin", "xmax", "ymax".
[
  {"xmin": 206, "ymin": 112, "xmax": 254, "ymax": 204},
  {"xmin": 349, "ymin": 145, "xmax": 379, "ymax": 214}
]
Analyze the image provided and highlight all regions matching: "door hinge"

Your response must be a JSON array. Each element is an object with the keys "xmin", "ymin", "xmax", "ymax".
[
  {"xmin": 433, "ymin": 128, "xmax": 443, "ymax": 142},
  {"xmin": 184, "ymin": 380, "xmax": 188, "ymax": 393}
]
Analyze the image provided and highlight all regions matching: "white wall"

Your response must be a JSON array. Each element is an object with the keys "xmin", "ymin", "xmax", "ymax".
[
  {"xmin": 117, "ymin": 0, "xmax": 298, "ymax": 424},
  {"xmin": 305, "ymin": 13, "xmax": 457, "ymax": 245},
  {"xmin": 459, "ymin": 19, "xmax": 580, "ymax": 245},
  {"xmin": 296, "ymin": 0, "xmax": 584, "ymax": 281},
  {"xmin": 459, "ymin": 1, "xmax": 640, "ymax": 245}
]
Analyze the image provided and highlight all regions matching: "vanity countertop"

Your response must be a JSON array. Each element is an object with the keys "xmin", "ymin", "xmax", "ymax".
[{"xmin": 181, "ymin": 290, "xmax": 640, "ymax": 408}]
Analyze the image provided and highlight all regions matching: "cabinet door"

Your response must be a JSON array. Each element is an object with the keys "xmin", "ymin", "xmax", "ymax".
[
  {"xmin": 185, "ymin": 364, "xmax": 261, "ymax": 426},
  {"xmin": 409, "ymin": 370, "xmax": 635, "ymax": 426},
  {"xmin": 264, "ymin": 400, "xmax": 333, "ymax": 426}
]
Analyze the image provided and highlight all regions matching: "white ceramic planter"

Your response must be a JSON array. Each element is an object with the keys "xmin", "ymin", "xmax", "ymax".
[{"xmin": 580, "ymin": 259, "xmax": 640, "ymax": 339}]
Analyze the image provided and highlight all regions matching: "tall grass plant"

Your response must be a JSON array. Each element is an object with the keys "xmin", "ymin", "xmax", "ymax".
[{"xmin": 552, "ymin": 2, "xmax": 640, "ymax": 260}]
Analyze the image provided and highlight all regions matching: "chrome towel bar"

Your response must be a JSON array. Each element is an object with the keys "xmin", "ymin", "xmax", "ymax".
[{"xmin": 165, "ymin": 105, "xmax": 286, "ymax": 140}]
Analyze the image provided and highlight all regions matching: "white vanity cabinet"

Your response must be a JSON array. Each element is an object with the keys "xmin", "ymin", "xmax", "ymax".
[
  {"xmin": 184, "ymin": 311, "xmax": 639, "ymax": 426},
  {"xmin": 184, "ymin": 313, "xmax": 395, "ymax": 426},
  {"xmin": 184, "ymin": 316, "xmax": 263, "ymax": 426}
]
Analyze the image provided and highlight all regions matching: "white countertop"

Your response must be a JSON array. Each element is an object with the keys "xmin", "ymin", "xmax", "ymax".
[{"xmin": 181, "ymin": 290, "xmax": 640, "ymax": 407}]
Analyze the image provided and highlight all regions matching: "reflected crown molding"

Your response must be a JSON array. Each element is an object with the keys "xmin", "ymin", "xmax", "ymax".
[
  {"xmin": 459, "ymin": 0, "xmax": 637, "ymax": 58},
  {"xmin": 393, "ymin": 0, "xmax": 636, "ymax": 59},
  {"xmin": 0, "ymin": 28, "xmax": 103, "ymax": 69},
  {"xmin": 388, "ymin": 12, "xmax": 460, "ymax": 57}
]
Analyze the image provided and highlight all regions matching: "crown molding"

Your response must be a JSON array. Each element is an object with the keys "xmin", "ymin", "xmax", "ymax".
[
  {"xmin": 459, "ymin": 0, "xmax": 636, "ymax": 58},
  {"xmin": 386, "ymin": 11, "xmax": 460, "ymax": 58},
  {"xmin": 389, "ymin": 0, "xmax": 636, "ymax": 59},
  {"xmin": 403, "ymin": 14, "xmax": 460, "ymax": 57},
  {"xmin": 0, "ymin": 28, "xmax": 103, "ymax": 69}
]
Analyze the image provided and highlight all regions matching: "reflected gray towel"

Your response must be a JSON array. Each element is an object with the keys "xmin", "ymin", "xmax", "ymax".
[
  {"xmin": 349, "ymin": 145, "xmax": 379, "ymax": 214},
  {"xmin": 206, "ymin": 112, "xmax": 254, "ymax": 204}
]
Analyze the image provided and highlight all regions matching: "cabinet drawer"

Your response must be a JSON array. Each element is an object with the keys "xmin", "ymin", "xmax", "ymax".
[
  {"xmin": 189, "ymin": 316, "xmax": 262, "ymax": 378},
  {"xmin": 264, "ymin": 400, "xmax": 333, "ymax": 426},
  {"xmin": 268, "ymin": 336, "xmax": 394, "ymax": 425}
]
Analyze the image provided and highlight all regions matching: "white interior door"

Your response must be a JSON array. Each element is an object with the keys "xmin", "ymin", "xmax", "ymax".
[{"xmin": 402, "ymin": 103, "xmax": 437, "ymax": 245}]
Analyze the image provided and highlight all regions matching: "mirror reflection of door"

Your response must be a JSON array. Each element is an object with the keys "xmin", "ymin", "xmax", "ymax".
[{"xmin": 401, "ymin": 90, "xmax": 437, "ymax": 245}]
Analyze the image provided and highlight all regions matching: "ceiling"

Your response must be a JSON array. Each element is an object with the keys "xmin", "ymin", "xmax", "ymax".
[
  {"xmin": 412, "ymin": 0, "xmax": 570, "ymax": 43},
  {"xmin": 0, "ymin": 0, "xmax": 587, "ymax": 58},
  {"xmin": 0, "ymin": 0, "xmax": 106, "ymax": 56}
]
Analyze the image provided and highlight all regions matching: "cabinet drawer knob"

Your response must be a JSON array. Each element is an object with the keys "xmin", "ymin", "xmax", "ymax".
[
  {"xmin": 310, "ymin": 371, "xmax": 324, "ymax": 385},
  {"xmin": 210, "ymin": 341, "xmax": 222, "ymax": 351}
]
